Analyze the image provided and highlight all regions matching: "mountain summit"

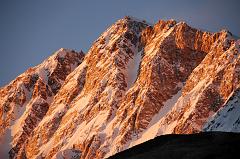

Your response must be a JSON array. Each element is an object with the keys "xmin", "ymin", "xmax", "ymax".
[{"xmin": 0, "ymin": 16, "xmax": 239, "ymax": 159}]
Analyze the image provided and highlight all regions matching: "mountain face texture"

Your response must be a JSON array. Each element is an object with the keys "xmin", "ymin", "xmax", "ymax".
[
  {"xmin": 0, "ymin": 16, "xmax": 239, "ymax": 159},
  {"xmin": 109, "ymin": 132, "xmax": 240, "ymax": 159}
]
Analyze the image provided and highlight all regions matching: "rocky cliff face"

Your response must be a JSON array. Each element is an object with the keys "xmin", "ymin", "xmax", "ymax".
[
  {"xmin": 204, "ymin": 86, "xmax": 240, "ymax": 132},
  {"xmin": 0, "ymin": 16, "xmax": 239, "ymax": 159},
  {"xmin": 0, "ymin": 48, "xmax": 84, "ymax": 158},
  {"xmin": 156, "ymin": 32, "xmax": 240, "ymax": 135}
]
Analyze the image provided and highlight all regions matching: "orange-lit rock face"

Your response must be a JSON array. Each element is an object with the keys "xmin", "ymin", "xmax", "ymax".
[
  {"xmin": 0, "ymin": 49, "xmax": 84, "ymax": 158},
  {"xmin": 0, "ymin": 17, "xmax": 239, "ymax": 159},
  {"xmin": 155, "ymin": 31, "xmax": 240, "ymax": 135}
]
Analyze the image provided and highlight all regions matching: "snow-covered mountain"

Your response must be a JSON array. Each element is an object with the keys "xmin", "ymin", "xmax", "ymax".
[{"xmin": 0, "ymin": 16, "xmax": 239, "ymax": 159}]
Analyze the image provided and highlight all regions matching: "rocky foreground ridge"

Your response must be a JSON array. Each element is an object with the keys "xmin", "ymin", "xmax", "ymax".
[
  {"xmin": 109, "ymin": 132, "xmax": 240, "ymax": 159},
  {"xmin": 0, "ymin": 16, "xmax": 239, "ymax": 159}
]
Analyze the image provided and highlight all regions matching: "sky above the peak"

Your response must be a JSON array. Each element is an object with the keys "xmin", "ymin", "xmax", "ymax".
[{"xmin": 0, "ymin": 0, "xmax": 239, "ymax": 86}]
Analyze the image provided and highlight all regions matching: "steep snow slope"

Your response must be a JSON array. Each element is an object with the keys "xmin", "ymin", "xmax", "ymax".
[
  {"xmin": 128, "ymin": 86, "xmax": 183, "ymax": 148},
  {"xmin": 204, "ymin": 88, "xmax": 240, "ymax": 132}
]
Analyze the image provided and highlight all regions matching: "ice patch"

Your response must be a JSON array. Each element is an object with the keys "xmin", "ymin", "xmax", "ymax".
[{"xmin": 126, "ymin": 51, "xmax": 142, "ymax": 89}]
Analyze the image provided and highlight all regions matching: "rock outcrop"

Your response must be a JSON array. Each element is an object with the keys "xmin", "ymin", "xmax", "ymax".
[{"xmin": 0, "ymin": 48, "xmax": 84, "ymax": 158}]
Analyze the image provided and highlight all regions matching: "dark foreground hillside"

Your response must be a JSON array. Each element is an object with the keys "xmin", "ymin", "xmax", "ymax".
[{"xmin": 108, "ymin": 132, "xmax": 240, "ymax": 159}]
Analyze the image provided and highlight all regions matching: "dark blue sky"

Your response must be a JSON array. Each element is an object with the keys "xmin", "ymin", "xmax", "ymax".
[{"xmin": 0, "ymin": 0, "xmax": 239, "ymax": 87}]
